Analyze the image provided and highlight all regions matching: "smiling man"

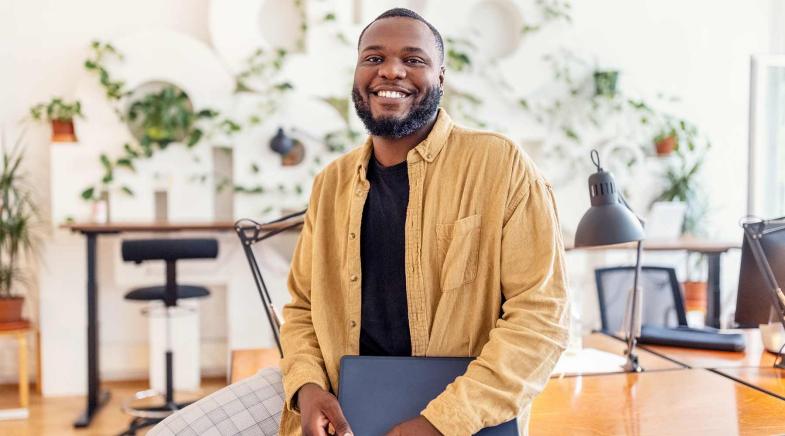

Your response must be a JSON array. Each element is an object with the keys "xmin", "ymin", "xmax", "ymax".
[
  {"xmin": 147, "ymin": 8, "xmax": 566, "ymax": 436},
  {"xmin": 279, "ymin": 7, "xmax": 569, "ymax": 436}
]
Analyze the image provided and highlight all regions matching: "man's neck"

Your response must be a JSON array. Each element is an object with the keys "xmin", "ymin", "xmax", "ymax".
[{"xmin": 371, "ymin": 113, "xmax": 438, "ymax": 167}]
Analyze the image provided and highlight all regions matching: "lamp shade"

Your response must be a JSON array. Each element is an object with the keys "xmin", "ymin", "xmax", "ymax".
[{"xmin": 574, "ymin": 153, "xmax": 644, "ymax": 247}]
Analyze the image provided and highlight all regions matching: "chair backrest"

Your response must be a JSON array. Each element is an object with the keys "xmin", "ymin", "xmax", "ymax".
[
  {"xmin": 595, "ymin": 266, "xmax": 688, "ymax": 334},
  {"xmin": 122, "ymin": 238, "xmax": 219, "ymax": 263}
]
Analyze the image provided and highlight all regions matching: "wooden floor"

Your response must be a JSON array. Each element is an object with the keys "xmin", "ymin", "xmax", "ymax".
[{"xmin": 0, "ymin": 378, "xmax": 227, "ymax": 436}]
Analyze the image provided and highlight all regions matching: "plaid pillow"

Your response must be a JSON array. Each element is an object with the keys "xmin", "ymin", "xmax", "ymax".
[{"xmin": 148, "ymin": 366, "xmax": 284, "ymax": 436}]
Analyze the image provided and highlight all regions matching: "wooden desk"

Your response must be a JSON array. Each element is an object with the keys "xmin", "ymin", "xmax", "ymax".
[
  {"xmin": 531, "ymin": 369, "xmax": 785, "ymax": 436},
  {"xmin": 640, "ymin": 329, "xmax": 777, "ymax": 369},
  {"xmin": 61, "ymin": 219, "xmax": 303, "ymax": 428},
  {"xmin": 714, "ymin": 367, "xmax": 785, "ymax": 400}
]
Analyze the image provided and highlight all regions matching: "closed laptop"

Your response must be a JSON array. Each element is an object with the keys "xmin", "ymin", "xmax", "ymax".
[{"xmin": 338, "ymin": 355, "xmax": 518, "ymax": 435}]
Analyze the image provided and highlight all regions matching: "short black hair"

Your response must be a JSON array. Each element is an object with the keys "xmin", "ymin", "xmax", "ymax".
[{"xmin": 357, "ymin": 8, "xmax": 444, "ymax": 64}]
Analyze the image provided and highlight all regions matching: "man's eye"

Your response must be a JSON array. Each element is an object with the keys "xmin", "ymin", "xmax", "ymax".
[
  {"xmin": 406, "ymin": 58, "xmax": 424, "ymax": 64},
  {"xmin": 366, "ymin": 56, "xmax": 382, "ymax": 63}
]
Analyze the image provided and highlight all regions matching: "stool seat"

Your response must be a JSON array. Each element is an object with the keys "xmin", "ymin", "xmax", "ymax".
[{"xmin": 124, "ymin": 285, "xmax": 210, "ymax": 301}]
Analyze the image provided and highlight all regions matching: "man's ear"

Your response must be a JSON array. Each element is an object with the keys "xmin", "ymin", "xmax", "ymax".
[{"xmin": 439, "ymin": 65, "xmax": 446, "ymax": 89}]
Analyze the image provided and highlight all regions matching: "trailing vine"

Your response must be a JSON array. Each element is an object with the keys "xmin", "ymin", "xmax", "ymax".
[{"xmin": 79, "ymin": 40, "xmax": 238, "ymax": 202}]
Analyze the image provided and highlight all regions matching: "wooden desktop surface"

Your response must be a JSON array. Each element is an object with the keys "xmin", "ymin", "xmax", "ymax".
[
  {"xmin": 564, "ymin": 236, "xmax": 740, "ymax": 253},
  {"xmin": 714, "ymin": 367, "xmax": 785, "ymax": 400},
  {"xmin": 530, "ymin": 368, "xmax": 785, "ymax": 436},
  {"xmin": 639, "ymin": 329, "xmax": 777, "ymax": 369},
  {"xmin": 61, "ymin": 218, "xmax": 304, "ymax": 233}
]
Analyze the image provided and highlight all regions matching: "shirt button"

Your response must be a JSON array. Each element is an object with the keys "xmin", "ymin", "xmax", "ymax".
[
  {"xmin": 426, "ymin": 153, "xmax": 432, "ymax": 159},
  {"xmin": 349, "ymin": 320, "xmax": 357, "ymax": 328},
  {"xmin": 355, "ymin": 189, "xmax": 362, "ymax": 196},
  {"xmin": 349, "ymin": 232, "xmax": 356, "ymax": 240},
  {"xmin": 350, "ymin": 274, "xmax": 358, "ymax": 282}
]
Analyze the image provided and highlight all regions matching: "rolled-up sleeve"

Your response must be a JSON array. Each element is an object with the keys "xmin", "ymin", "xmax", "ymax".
[{"xmin": 421, "ymin": 155, "xmax": 570, "ymax": 435}]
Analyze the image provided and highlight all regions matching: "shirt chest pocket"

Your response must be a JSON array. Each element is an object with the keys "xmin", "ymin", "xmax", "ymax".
[{"xmin": 436, "ymin": 214, "xmax": 481, "ymax": 292}]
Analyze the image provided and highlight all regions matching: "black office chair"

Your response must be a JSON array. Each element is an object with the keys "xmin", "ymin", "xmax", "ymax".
[
  {"xmin": 595, "ymin": 266, "xmax": 688, "ymax": 334},
  {"xmin": 119, "ymin": 238, "xmax": 218, "ymax": 435}
]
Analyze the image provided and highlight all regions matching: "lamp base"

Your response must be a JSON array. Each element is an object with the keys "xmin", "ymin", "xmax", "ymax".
[{"xmin": 623, "ymin": 351, "xmax": 642, "ymax": 373}]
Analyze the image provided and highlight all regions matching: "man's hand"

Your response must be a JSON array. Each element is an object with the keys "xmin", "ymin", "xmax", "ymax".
[
  {"xmin": 297, "ymin": 383, "xmax": 354, "ymax": 436},
  {"xmin": 385, "ymin": 416, "xmax": 442, "ymax": 436}
]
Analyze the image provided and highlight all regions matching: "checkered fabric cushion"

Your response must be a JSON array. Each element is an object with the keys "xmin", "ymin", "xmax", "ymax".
[{"xmin": 148, "ymin": 366, "xmax": 284, "ymax": 436}]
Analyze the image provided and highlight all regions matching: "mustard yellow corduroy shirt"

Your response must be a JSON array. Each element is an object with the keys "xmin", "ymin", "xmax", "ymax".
[{"xmin": 278, "ymin": 109, "xmax": 569, "ymax": 436}]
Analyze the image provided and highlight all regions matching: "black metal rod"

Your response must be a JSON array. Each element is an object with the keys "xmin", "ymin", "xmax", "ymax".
[
  {"xmin": 74, "ymin": 232, "xmax": 111, "ymax": 428},
  {"xmin": 165, "ymin": 351, "xmax": 174, "ymax": 403},
  {"xmin": 234, "ymin": 212, "xmax": 307, "ymax": 358},
  {"xmin": 624, "ymin": 240, "xmax": 643, "ymax": 372},
  {"xmin": 241, "ymin": 243, "xmax": 284, "ymax": 356}
]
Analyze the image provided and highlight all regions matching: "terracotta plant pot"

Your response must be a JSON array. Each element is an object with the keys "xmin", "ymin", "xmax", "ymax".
[
  {"xmin": 0, "ymin": 296, "xmax": 24, "ymax": 323},
  {"xmin": 682, "ymin": 281, "xmax": 707, "ymax": 313},
  {"xmin": 51, "ymin": 119, "xmax": 77, "ymax": 142},
  {"xmin": 655, "ymin": 135, "xmax": 677, "ymax": 156}
]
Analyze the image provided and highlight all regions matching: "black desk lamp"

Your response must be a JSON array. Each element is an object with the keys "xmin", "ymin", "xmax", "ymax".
[
  {"xmin": 235, "ymin": 209, "xmax": 307, "ymax": 357},
  {"xmin": 741, "ymin": 217, "xmax": 785, "ymax": 369},
  {"xmin": 575, "ymin": 150, "xmax": 646, "ymax": 372}
]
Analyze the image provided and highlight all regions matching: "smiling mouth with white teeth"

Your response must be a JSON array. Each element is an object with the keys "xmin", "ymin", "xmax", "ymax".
[{"xmin": 374, "ymin": 90, "xmax": 410, "ymax": 99}]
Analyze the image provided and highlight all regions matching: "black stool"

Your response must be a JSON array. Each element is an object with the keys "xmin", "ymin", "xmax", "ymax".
[{"xmin": 119, "ymin": 238, "xmax": 218, "ymax": 435}]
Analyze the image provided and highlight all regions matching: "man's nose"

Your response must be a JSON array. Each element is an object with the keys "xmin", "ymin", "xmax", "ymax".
[{"xmin": 377, "ymin": 59, "xmax": 406, "ymax": 80}]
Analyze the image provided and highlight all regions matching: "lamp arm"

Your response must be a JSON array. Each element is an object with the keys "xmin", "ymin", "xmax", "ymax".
[
  {"xmin": 234, "ymin": 209, "xmax": 307, "ymax": 358},
  {"xmin": 623, "ymin": 239, "xmax": 644, "ymax": 372}
]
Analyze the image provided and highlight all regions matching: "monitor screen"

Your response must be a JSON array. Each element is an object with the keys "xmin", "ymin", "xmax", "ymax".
[{"xmin": 735, "ymin": 219, "xmax": 785, "ymax": 327}]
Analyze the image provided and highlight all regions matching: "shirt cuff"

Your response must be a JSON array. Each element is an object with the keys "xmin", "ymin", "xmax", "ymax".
[{"xmin": 283, "ymin": 367, "xmax": 330, "ymax": 415}]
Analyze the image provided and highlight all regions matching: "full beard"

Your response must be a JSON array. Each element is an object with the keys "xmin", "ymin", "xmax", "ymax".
[{"xmin": 351, "ymin": 85, "xmax": 441, "ymax": 139}]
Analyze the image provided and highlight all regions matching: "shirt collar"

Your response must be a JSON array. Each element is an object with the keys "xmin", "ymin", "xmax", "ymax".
[{"xmin": 355, "ymin": 108, "xmax": 454, "ymax": 179}]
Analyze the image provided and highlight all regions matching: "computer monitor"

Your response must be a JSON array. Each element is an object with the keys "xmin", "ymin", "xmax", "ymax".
[{"xmin": 735, "ymin": 218, "xmax": 785, "ymax": 327}]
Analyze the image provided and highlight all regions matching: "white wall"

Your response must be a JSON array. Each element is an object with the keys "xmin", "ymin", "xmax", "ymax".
[
  {"xmin": 0, "ymin": 0, "xmax": 780, "ymax": 385},
  {"xmin": 0, "ymin": 0, "xmax": 212, "ymax": 385}
]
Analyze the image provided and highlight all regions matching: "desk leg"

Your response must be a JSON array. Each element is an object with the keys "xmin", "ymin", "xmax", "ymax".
[
  {"xmin": 705, "ymin": 253, "xmax": 722, "ymax": 328},
  {"xmin": 18, "ymin": 332, "xmax": 28, "ymax": 409},
  {"xmin": 74, "ymin": 233, "xmax": 110, "ymax": 428}
]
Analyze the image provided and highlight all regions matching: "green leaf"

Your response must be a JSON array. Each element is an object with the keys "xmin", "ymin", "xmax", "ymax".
[
  {"xmin": 99, "ymin": 154, "xmax": 112, "ymax": 170},
  {"xmin": 81, "ymin": 187, "xmax": 95, "ymax": 200},
  {"xmin": 120, "ymin": 186, "xmax": 134, "ymax": 196},
  {"xmin": 186, "ymin": 129, "xmax": 203, "ymax": 147},
  {"xmin": 116, "ymin": 158, "xmax": 135, "ymax": 172}
]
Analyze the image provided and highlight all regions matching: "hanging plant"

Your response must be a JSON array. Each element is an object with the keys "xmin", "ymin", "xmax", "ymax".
[
  {"xmin": 521, "ymin": 0, "xmax": 573, "ymax": 34},
  {"xmin": 593, "ymin": 70, "xmax": 619, "ymax": 97},
  {"xmin": 127, "ymin": 85, "xmax": 217, "ymax": 149},
  {"xmin": 83, "ymin": 40, "xmax": 127, "ymax": 101},
  {"xmin": 29, "ymin": 97, "xmax": 84, "ymax": 142}
]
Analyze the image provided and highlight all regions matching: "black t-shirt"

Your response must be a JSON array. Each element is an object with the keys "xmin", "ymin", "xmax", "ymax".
[{"xmin": 359, "ymin": 153, "xmax": 412, "ymax": 356}]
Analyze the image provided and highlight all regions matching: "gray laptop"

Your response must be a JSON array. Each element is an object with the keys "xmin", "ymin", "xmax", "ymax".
[{"xmin": 338, "ymin": 356, "xmax": 518, "ymax": 435}]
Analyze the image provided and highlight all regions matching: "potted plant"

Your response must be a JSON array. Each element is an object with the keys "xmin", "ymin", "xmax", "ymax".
[
  {"xmin": 682, "ymin": 252, "xmax": 707, "ymax": 315},
  {"xmin": 593, "ymin": 70, "xmax": 619, "ymax": 97},
  {"xmin": 29, "ymin": 97, "xmax": 84, "ymax": 142},
  {"xmin": 654, "ymin": 127, "xmax": 678, "ymax": 156},
  {"xmin": 126, "ymin": 85, "xmax": 215, "ymax": 151},
  {"xmin": 0, "ymin": 132, "xmax": 39, "ymax": 323}
]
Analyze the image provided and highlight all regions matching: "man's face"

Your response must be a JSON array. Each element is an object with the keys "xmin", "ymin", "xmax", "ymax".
[{"xmin": 352, "ymin": 17, "xmax": 445, "ymax": 138}]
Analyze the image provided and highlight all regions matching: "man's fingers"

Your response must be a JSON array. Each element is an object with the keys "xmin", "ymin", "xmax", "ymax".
[
  {"xmin": 323, "ymin": 400, "xmax": 353, "ymax": 436},
  {"xmin": 303, "ymin": 412, "xmax": 330, "ymax": 436}
]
